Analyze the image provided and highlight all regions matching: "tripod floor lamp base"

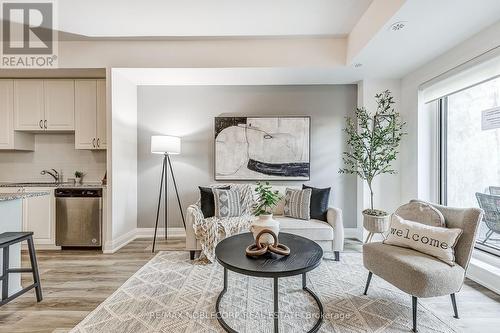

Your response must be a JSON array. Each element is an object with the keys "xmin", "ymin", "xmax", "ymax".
[{"xmin": 151, "ymin": 136, "xmax": 186, "ymax": 253}]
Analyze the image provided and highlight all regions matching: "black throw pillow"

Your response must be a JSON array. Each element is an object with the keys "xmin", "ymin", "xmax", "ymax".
[
  {"xmin": 302, "ymin": 185, "xmax": 331, "ymax": 222},
  {"xmin": 199, "ymin": 186, "xmax": 230, "ymax": 218}
]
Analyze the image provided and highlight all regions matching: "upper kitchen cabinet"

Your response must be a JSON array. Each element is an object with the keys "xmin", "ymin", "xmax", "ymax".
[
  {"xmin": 44, "ymin": 80, "xmax": 75, "ymax": 130},
  {"xmin": 96, "ymin": 80, "xmax": 107, "ymax": 149},
  {"xmin": 14, "ymin": 80, "xmax": 45, "ymax": 130},
  {"xmin": 14, "ymin": 79, "xmax": 75, "ymax": 131},
  {"xmin": 0, "ymin": 80, "xmax": 34, "ymax": 150},
  {"xmin": 75, "ymin": 79, "xmax": 107, "ymax": 150}
]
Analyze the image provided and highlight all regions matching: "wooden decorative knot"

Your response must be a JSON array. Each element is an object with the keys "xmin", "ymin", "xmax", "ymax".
[{"xmin": 245, "ymin": 229, "xmax": 291, "ymax": 257}]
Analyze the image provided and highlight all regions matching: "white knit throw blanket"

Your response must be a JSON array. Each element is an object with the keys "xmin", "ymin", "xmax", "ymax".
[{"xmin": 191, "ymin": 184, "xmax": 257, "ymax": 263}]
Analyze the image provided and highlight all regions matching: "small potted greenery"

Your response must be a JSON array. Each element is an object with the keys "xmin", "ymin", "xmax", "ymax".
[
  {"xmin": 339, "ymin": 90, "xmax": 406, "ymax": 240},
  {"xmin": 251, "ymin": 181, "xmax": 283, "ymax": 244},
  {"xmin": 74, "ymin": 171, "xmax": 85, "ymax": 184}
]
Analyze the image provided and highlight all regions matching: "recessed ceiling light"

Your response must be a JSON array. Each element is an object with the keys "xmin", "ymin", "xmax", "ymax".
[
  {"xmin": 354, "ymin": 63, "xmax": 363, "ymax": 68},
  {"xmin": 389, "ymin": 21, "xmax": 407, "ymax": 32}
]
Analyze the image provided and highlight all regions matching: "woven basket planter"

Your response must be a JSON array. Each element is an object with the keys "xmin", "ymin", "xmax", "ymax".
[{"xmin": 363, "ymin": 213, "xmax": 390, "ymax": 233}]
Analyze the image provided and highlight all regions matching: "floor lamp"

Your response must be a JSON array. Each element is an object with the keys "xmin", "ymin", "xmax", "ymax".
[{"xmin": 151, "ymin": 135, "xmax": 186, "ymax": 253}]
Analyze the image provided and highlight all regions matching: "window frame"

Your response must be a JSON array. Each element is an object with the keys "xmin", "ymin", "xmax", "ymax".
[{"xmin": 438, "ymin": 91, "xmax": 500, "ymax": 257}]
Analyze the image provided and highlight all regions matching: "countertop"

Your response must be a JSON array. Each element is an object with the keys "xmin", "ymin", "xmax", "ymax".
[
  {"xmin": 0, "ymin": 191, "xmax": 50, "ymax": 202},
  {"xmin": 0, "ymin": 182, "xmax": 106, "ymax": 188}
]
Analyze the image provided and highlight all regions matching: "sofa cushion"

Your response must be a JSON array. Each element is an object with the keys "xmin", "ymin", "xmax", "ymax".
[
  {"xmin": 199, "ymin": 186, "xmax": 230, "ymax": 217},
  {"xmin": 363, "ymin": 242, "xmax": 465, "ymax": 298},
  {"xmin": 270, "ymin": 186, "xmax": 299, "ymax": 216},
  {"xmin": 303, "ymin": 185, "xmax": 330, "ymax": 222},
  {"xmin": 275, "ymin": 216, "xmax": 333, "ymax": 240},
  {"xmin": 284, "ymin": 188, "xmax": 312, "ymax": 220},
  {"xmin": 214, "ymin": 189, "xmax": 242, "ymax": 218}
]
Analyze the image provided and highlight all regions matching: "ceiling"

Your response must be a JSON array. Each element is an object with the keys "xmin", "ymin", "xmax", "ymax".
[
  {"xmin": 351, "ymin": 0, "xmax": 500, "ymax": 78},
  {"xmin": 4, "ymin": 0, "xmax": 500, "ymax": 81},
  {"xmin": 57, "ymin": 0, "xmax": 373, "ymax": 37}
]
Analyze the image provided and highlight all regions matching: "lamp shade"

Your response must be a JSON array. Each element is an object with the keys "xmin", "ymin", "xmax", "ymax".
[{"xmin": 151, "ymin": 135, "xmax": 181, "ymax": 154}]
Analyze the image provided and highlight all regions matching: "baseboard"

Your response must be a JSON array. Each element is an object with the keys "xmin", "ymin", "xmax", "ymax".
[
  {"xmin": 21, "ymin": 244, "xmax": 61, "ymax": 251},
  {"xmin": 344, "ymin": 227, "xmax": 363, "ymax": 241},
  {"xmin": 102, "ymin": 228, "xmax": 186, "ymax": 254},
  {"xmin": 102, "ymin": 228, "xmax": 137, "ymax": 254},
  {"xmin": 136, "ymin": 227, "xmax": 186, "ymax": 239}
]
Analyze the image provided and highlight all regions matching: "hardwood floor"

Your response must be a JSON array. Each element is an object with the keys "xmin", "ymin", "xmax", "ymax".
[
  {"xmin": 0, "ymin": 238, "xmax": 498, "ymax": 333},
  {"xmin": 0, "ymin": 238, "xmax": 185, "ymax": 333}
]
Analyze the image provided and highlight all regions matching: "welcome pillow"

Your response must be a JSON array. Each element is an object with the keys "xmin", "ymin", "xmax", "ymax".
[{"xmin": 384, "ymin": 214, "xmax": 462, "ymax": 266}]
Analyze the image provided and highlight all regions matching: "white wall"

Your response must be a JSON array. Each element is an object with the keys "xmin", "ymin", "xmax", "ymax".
[
  {"xmin": 109, "ymin": 70, "xmax": 138, "ymax": 249},
  {"xmin": 137, "ymin": 85, "xmax": 358, "ymax": 229},
  {"xmin": 0, "ymin": 134, "xmax": 106, "ymax": 183},
  {"xmin": 400, "ymin": 20, "xmax": 500, "ymax": 202}
]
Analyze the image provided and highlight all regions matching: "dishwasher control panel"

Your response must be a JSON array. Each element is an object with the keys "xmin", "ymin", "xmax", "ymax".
[{"xmin": 55, "ymin": 188, "xmax": 102, "ymax": 197}]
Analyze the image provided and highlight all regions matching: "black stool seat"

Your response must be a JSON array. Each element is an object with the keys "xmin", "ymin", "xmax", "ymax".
[
  {"xmin": 0, "ymin": 231, "xmax": 42, "ymax": 306},
  {"xmin": 0, "ymin": 232, "xmax": 34, "ymax": 247}
]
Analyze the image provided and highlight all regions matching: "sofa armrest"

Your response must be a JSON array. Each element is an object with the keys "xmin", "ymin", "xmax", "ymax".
[
  {"xmin": 327, "ymin": 207, "xmax": 344, "ymax": 251},
  {"xmin": 186, "ymin": 204, "xmax": 204, "ymax": 250}
]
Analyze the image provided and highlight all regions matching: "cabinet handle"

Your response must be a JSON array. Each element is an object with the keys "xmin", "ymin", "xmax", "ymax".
[
  {"xmin": 93, "ymin": 138, "xmax": 96, "ymax": 148},
  {"xmin": 39, "ymin": 120, "xmax": 43, "ymax": 129},
  {"xmin": 97, "ymin": 138, "xmax": 100, "ymax": 147},
  {"xmin": 44, "ymin": 120, "xmax": 47, "ymax": 129}
]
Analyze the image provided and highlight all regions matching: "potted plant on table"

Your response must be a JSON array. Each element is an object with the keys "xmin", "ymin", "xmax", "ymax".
[
  {"xmin": 251, "ymin": 181, "xmax": 283, "ymax": 244},
  {"xmin": 339, "ymin": 90, "xmax": 406, "ymax": 242}
]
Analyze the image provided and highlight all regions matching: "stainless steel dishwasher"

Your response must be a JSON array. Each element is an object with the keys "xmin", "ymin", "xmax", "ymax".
[{"xmin": 55, "ymin": 188, "xmax": 102, "ymax": 247}]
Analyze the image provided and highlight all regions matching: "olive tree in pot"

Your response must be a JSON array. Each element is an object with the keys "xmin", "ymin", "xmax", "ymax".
[
  {"xmin": 250, "ymin": 182, "xmax": 283, "ymax": 244},
  {"xmin": 339, "ymin": 90, "xmax": 405, "ymax": 242}
]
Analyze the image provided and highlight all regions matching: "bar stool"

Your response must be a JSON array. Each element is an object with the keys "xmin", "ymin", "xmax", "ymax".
[{"xmin": 0, "ymin": 232, "xmax": 42, "ymax": 306}]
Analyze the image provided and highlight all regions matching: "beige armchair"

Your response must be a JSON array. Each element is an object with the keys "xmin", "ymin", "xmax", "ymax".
[{"xmin": 362, "ymin": 200, "xmax": 483, "ymax": 332}]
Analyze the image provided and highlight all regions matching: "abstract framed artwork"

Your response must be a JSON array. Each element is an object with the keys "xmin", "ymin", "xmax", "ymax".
[{"xmin": 215, "ymin": 116, "xmax": 310, "ymax": 180}]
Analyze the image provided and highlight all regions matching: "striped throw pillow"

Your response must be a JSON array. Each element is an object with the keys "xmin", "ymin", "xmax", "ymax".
[
  {"xmin": 284, "ymin": 188, "xmax": 312, "ymax": 220},
  {"xmin": 214, "ymin": 189, "xmax": 242, "ymax": 218}
]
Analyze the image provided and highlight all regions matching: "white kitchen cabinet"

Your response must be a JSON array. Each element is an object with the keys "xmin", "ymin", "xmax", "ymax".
[
  {"xmin": 44, "ymin": 80, "xmax": 75, "ymax": 130},
  {"xmin": 22, "ymin": 188, "xmax": 56, "ymax": 246},
  {"xmin": 14, "ymin": 80, "xmax": 45, "ymax": 131},
  {"xmin": 75, "ymin": 79, "xmax": 107, "ymax": 150},
  {"xmin": 0, "ymin": 187, "xmax": 55, "ymax": 246},
  {"xmin": 96, "ymin": 80, "xmax": 107, "ymax": 149},
  {"xmin": 0, "ymin": 80, "xmax": 34, "ymax": 150},
  {"xmin": 14, "ymin": 79, "xmax": 75, "ymax": 132},
  {"xmin": 75, "ymin": 80, "xmax": 97, "ymax": 149}
]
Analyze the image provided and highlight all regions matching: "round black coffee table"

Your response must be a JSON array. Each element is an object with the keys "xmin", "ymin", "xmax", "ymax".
[{"xmin": 215, "ymin": 232, "xmax": 324, "ymax": 333}]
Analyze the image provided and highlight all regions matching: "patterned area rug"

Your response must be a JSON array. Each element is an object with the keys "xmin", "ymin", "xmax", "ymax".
[{"xmin": 71, "ymin": 251, "xmax": 459, "ymax": 333}]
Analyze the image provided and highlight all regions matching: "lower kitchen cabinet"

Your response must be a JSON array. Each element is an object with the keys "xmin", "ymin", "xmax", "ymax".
[
  {"xmin": 22, "ymin": 187, "xmax": 56, "ymax": 246},
  {"xmin": 0, "ymin": 187, "xmax": 56, "ymax": 247}
]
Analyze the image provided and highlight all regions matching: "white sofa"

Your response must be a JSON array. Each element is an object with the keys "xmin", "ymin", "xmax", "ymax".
[{"xmin": 186, "ymin": 184, "xmax": 344, "ymax": 261}]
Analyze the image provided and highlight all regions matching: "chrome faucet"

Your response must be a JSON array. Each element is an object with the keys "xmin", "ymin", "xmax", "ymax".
[{"xmin": 40, "ymin": 169, "xmax": 60, "ymax": 183}]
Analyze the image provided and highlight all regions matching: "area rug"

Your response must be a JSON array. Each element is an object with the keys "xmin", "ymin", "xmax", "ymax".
[{"xmin": 70, "ymin": 251, "xmax": 459, "ymax": 333}]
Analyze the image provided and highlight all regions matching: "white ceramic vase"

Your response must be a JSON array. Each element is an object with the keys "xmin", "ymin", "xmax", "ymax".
[{"xmin": 250, "ymin": 214, "xmax": 280, "ymax": 244}]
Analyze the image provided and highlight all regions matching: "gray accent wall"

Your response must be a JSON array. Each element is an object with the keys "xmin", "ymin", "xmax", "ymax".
[{"xmin": 137, "ymin": 85, "xmax": 357, "ymax": 229}]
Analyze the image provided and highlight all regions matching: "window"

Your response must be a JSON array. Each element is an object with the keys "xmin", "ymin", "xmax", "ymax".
[{"xmin": 439, "ymin": 76, "xmax": 500, "ymax": 256}]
